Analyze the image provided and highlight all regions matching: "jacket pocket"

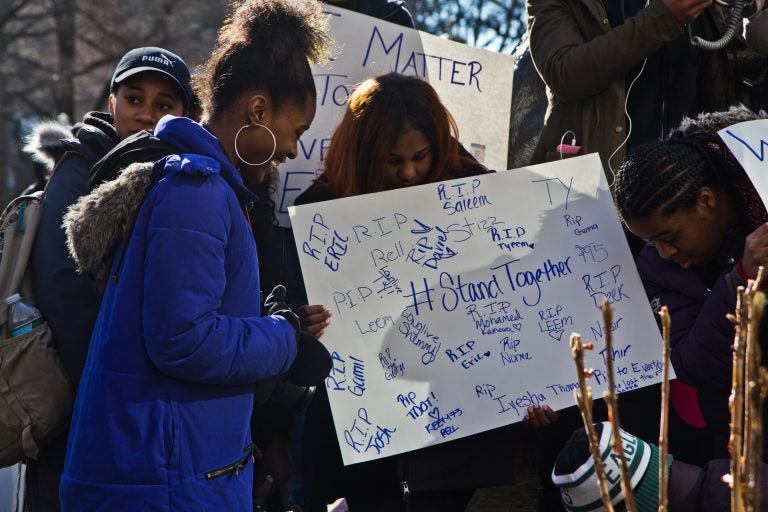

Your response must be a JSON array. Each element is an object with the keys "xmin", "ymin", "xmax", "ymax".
[
  {"xmin": 204, "ymin": 444, "xmax": 255, "ymax": 480},
  {"xmin": 164, "ymin": 395, "xmax": 180, "ymax": 470},
  {"xmin": 0, "ymin": 322, "xmax": 73, "ymax": 466}
]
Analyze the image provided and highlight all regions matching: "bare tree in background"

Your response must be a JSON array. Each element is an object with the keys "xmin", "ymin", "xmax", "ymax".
[
  {"xmin": 1, "ymin": 0, "xmax": 58, "ymax": 203},
  {"xmin": 404, "ymin": 0, "xmax": 536, "ymax": 170},
  {"xmin": 405, "ymin": 0, "xmax": 526, "ymax": 53},
  {"xmin": 0, "ymin": 0, "xmax": 228, "ymax": 207}
]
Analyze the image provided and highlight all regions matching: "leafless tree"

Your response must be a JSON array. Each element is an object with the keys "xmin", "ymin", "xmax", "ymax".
[
  {"xmin": 0, "ymin": 0, "xmax": 228, "ymax": 206},
  {"xmin": 405, "ymin": 0, "xmax": 526, "ymax": 53}
]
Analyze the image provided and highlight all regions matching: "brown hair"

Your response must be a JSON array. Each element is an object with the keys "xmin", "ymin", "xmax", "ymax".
[
  {"xmin": 320, "ymin": 72, "xmax": 475, "ymax": 197},
  {"xmin": 192, "ymin": 0, "xmax": 331, "ymax": 121}
]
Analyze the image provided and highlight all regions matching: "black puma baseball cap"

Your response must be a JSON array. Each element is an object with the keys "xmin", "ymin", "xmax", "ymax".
[{"xmin": 111, "ymin": 47, "xmax": 193, "ymax": 109}]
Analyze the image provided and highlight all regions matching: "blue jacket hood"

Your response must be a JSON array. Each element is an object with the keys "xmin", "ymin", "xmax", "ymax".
[{"xmin": 154, "ymin": 115, "xmax": 256, "ymax": 204}]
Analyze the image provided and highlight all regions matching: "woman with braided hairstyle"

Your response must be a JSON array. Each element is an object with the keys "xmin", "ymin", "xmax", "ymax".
[
  {"xmin": 59, "ymin": 1, "xmax": 331, "ymax": 510},
  {"xmin": 612, "ymin": 127, "xmax": 768, "ymax": 465}
]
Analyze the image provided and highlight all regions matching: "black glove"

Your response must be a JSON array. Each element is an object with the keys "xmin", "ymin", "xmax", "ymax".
[
  {"xmin": 265, "ymin": 284, "xmax": 300, "ymax": 340},
  {"xmin": 264, "ymin": 285, "xmax": 332, "ymax": 386}
]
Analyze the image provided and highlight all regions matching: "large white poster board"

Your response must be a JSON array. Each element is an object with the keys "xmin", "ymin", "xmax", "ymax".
[
  {"xmin": 274, "ymin": 6, "xmax": 514, "ymax": 225},
  {"xmin": 289, "ymin": 154, "xmax": 665, "ymax": 465},
  {"xmin": 720, "ymin": 119, "xmax": 768, "ymax": 205}
]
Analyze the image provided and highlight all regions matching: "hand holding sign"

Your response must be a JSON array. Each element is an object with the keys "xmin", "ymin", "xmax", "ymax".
[{"xmin": 290, "ymin": 154, "xmax": 665, "ymax": 464}]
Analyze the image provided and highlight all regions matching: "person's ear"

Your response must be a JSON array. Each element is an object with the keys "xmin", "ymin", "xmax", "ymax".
[
  {"xmin": 247, "ymin": 94, "xmax": 268, "ymax": 125},
  {"xmin": 696, "ymin": 186, "xmax": 717, "ymax": 213},
  {"xmin": 108, "ymin": 94, "xmax": 117, "ymax": 118}
]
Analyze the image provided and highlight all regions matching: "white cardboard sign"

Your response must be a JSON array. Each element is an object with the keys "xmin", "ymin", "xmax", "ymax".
[
  {"xmin": 719, "ymin": 119, "xmax": 768, "ymax": 208},
  {"xmin": 274, "ymin": 6, "xmax": 514, "ymax": 225},
  {"xmin": 289, "ymin": 154, "xmax": 665, "ymax": 465}
]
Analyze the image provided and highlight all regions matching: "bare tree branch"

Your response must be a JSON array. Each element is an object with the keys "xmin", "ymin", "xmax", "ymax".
[{"xmin": 406, "ymin": 0, "xmax": 524, "ymax": 52}]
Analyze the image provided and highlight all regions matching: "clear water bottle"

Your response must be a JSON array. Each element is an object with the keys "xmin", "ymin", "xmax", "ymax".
[{"xmin": 5, "ymin": 293, "xmax": 44, "ymax": 337}]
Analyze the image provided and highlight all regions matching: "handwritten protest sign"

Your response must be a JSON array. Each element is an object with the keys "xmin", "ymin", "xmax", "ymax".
[
  {"xmin": 274, "ymin": 6, "xmax": 514, "ymax": 225},
  {"xmin": 719, "ymin": 119, "xmax": 768, "ymax": 206},
  {"xmin": 289, "ymin": 154, "xmax": 665, "ymax": 465}
]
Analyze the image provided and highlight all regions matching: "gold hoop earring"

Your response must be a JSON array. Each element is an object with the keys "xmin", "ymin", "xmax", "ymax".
[{"xmin": 234, "ymin": 124, "xmax": 276, "ymax": 166}]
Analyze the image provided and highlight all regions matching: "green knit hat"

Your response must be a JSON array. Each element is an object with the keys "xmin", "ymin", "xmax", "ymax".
[{"xmin": 551, "ymin": 422, "xmax": 673, "ymax": 512}]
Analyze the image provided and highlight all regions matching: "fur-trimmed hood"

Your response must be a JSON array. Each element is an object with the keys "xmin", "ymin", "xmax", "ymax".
[
  {"xmin": 63, "ymin": 115, "xmax": 255, "ymax": 281},
  {"xmin": 23, "ymin": 119, "xmax": 73, "ymax": 171},
  {"xmin": 24, "ymin": 111, "xmax": 118, "ymax": 174},
  {"xmin": 671, "ymin": 104, "xmax": 768, "ymax": 136},
  {"xmin": 64, "ymin": 161, "xmax": 154, "ymax": 281}
]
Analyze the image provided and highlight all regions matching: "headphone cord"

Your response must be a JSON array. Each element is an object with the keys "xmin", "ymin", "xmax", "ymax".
[{"xmin": 607, "ymin": 56, "xmax": 648, "ymax": 185}]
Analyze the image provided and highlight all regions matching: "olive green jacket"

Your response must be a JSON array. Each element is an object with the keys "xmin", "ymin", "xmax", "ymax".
[{"xmin": 526, "ymin": 0, "xmax": 735, "ymax": 180}]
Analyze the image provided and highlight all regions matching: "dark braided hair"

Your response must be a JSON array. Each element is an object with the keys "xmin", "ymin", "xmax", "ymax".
[
  {"xmin": 612, "ymin": 133, "xmax": 760, "ymax": 227},
  {"xmin": 192, "ymin": 0, "xmax": 332, "ymax": 121}
]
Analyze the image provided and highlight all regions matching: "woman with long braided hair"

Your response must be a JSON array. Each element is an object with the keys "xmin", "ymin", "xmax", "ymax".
[{"xmin": 613, "ymin": 129, "xmax": 768, "ymax": 465}]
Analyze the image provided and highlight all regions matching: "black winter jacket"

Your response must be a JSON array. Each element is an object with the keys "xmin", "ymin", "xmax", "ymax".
[
  {"xmin": 323, "ymin": 0, "xmax": 414, "ymax": 28},
  {"xmin": 32, "ymin": 111, "xmax": 118, "ymax": 387},
  {"xmin": 669, "ymin": 458, "xmax": 768, "ymax": 511},
  {"xmin": 32, "ymin": 112, "xmax": 118, "ymax": 386},
  {"xmin": 25, "ymin": 112, "xmax": 118, "ymax": 512}
]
